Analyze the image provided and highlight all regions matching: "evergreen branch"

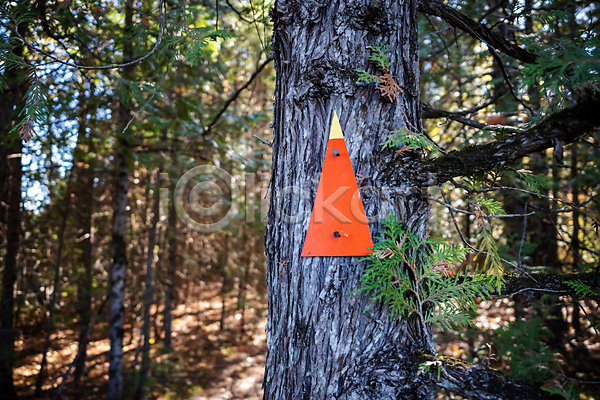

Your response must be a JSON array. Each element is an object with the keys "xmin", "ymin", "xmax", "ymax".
[
  {"xmin": 439, "ymin": 190, "xmax": 538, "ymax": 280},
  {"xmin": 7, "ymin": 0, "xmax": 167, "ymax": 70},
  {"xmin": 359, "ymin": 215, "xmax": 495, "ymax": 331},
  {"xmin": 382, "ymin": 128, "xmax": 441, "ymax": 156},
  {"xmin": 494, "ymin": 272, "xmax": 600, "ymax": 301},
  {"xmin": 564, "ymin": 280, "xmax": 597, "ymax": 298},
  {"xmin": 450, "ymin": 183, "xmax": 600, "ymax": 228},
  {"xmin": 122, "ymin": 59, "xmax": 171, "ymax": 135},
  {"xmin": 355, "ymin": 69, "xmax": 382, "ymax": 84},
  {"xmin": 11, "ymin": 69, "xmax": 49, "ymax": 141},
  {"xmin": 427, "ymin": 196, "xmax": 535, "ymax": 218},
  {"xmin": 367, "ymin": 42, "xmax": 393, "ymax": 70}
]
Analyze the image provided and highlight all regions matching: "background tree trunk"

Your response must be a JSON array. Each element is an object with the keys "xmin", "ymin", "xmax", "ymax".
[
  {"xmin": 107, "ymin": 1, "xmax": 135, "ymax": 397},
  {"xmin": 74, "ymin": 140, "xmax": 95, "ymax": 383},
  {"xmin": 35, "ymin": 174, "xmax": 73, "ymax": 396},
  {"xmin": 136, "ymin": 171, "xmax": 161, "ymax": 400},
  {"xmin": 265, "ymin": 1, "xmax": 434, "ymax": 398},
  {"xmin": 0, "ymin": 38, "xmax": 27, "ymax": 400},
  {"xmin": 162, "ymin": 168, "xmax": 178, "ymax": 349}
]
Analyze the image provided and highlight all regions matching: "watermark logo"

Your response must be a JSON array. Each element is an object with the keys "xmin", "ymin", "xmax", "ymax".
[
  {"xmin": 174, "ymin": 165, "xmax": 240, "ymax": 233},
  {"xmin": 165, "ymin": 165, "xmax": 388, "ymax": 233}
]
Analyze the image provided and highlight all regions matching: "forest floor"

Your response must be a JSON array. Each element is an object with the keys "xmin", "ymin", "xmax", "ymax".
[
  {"xmin": 12, "ymin": 283, "xmax": 600, "ymax": 399},
  {"xmin": 14, "ymin": 282, "xmax": 267, "ymax": 400}
]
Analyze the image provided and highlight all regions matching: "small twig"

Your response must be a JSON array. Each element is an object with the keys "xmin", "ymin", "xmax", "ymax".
[
  {"xmin": 10, "ymin": 0, "xmax": 166, "ymax": 71},
  {"xmin": 440, "ymin": 190, "xmax": 537, "ymax": 280},
  {"xmin": 492, "ymin": 287, "xmax": 570, "ymax": 300},
  {"xmin": 571, "ymin": 295, "xmax": 600, "ymax": 339},
  {"xmin": 203, "ymin": 57, "xmax": 273, "ymax": 136},
  {"xmin": 421, "ymin": 102, "xmax": 523, "ymax": 134},
  {"xmin": 488, "ymin": 46, "xmax": 534, "ymax": 115},
  {"xmin": 53, "ymin": 296, "xmax": 109, "ymax": 400},
  {"xmin": 215, "ymin": 0, "xmax": 219, "ymax": 30},
  {"xmin": 253, "ymin": 134, "xmax": 272, "ymax": 147},
  {"xmin": 452, "ymin": 183, "xmax": 600, "ymax": 227},
  {"xmin": 248, "ymin": 0, "xmax": 265, "ymax": 51},
  {"xmin": 428, "ymin": 196, "xmax": 534, "ymax": 218},
  {"xmin": 518, "ymin": 203, "xmax": 527, "ymax": 270},
  {"xmin": 122, "ymin": 59, "xmax": 171, "ymax": 135},
  {"xmin": 224, "ymin": 0, "xmax": 252, "ymax": 23}
]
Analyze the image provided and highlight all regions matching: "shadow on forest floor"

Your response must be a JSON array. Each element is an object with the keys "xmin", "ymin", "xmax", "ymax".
[
  {"xmin": 13, "ymin": 283, "xmax": 600, "ymax": 399},
  {"xmin": 14, "ymin": 282, "xmax": 267, "ymax": 400}
]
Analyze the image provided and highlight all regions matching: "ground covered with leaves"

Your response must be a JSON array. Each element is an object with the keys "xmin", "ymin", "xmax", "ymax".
[
  {"xmin": 14, "ymin": 283, "xmax": 267, "ymax": 400},
  {"xmin": 13, "ymin": 281, "xmax": 600, "ymax": 399}
]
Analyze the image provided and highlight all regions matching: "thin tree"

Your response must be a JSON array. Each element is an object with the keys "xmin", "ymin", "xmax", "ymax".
[
  {"xmin": 107, "ymin": 1, "xmax": 135, "ymax": 398},
  {"xmin": 135, "ymin": 170, "xmax": 162, "ymax": 400}
]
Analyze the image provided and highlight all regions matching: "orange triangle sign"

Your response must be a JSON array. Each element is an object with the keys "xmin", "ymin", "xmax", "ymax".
[{"xmin": 301, "ymin": 112, "xmax": 374, "ymax": 257}]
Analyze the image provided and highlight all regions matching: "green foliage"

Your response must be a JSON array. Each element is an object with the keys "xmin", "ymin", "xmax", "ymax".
[
  {"xmin": 418, "ymin": 360, "xmax": 442, "ymax": 380},
  {"xmin": 359, "ymin": 215, "xmax": 495, "ymax": 330},
  {"xmin": 521, "ymin": 34, "xmax": 600, "ymax": 100},
  {"xmin": 355, "ymin": 69, "xmax": 381, "ymax": 84},
  {"xmin": 355, "ymin": 42, "xmax": 392, "ymax": 83},
  {"xmin": 514, "ymin": 169, "xmax": 552, "ymax": 195},
  {"xmin": 0, "ymin": 34, "xmax": 27, "ymax": 75},
  {"xmin": 366, "ymin": 42, "xmax": 392, "ymax": 70},
  {"xmin": 565, "ymin": 279, "xmax": 597, "ymax": 297},
  {"xmin": 12, "ymin": 70, "xmax": 49, "ymax": 141},
  {"xmin": 542, "ymin": 380, "xmax": 579, "ymax": 400},
  {"xmin": 533, "ymin": 10, "xmax": 574, "ymax": 25},
  {"xmin": 381, "ymin": 128, "xmax": 440, "ymax": 156},
  {"xmin": 495, "ymin": 318, "xmax": 556, "ymax": 385},
  {"xmin": 472, "ymin": 195, "xmax": 505, "ymax": 289},
  {"xmin": 164, "ymin": 28, "xmax": 236, "ymax": 67}
]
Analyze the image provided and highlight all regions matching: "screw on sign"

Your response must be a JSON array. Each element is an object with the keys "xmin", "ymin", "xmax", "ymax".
[{"xmin": 301, "ymin": 111, "xmax": 374, "ymax": 257}]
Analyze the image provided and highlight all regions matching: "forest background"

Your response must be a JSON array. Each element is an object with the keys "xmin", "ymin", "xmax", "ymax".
[{"xmin": 1, "ymin": 0, "xmax": 600, "ymax": 399}]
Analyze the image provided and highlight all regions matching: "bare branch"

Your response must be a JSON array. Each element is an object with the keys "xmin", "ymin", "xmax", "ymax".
[
  {"xmin": 203, "ymin": 57, "xmax": 273, "ymax": 136},
  {"xmin": 421, "ymin": 102, "xmax": 523, "ymax": 133},
  {"xmin": 435, "ymin": 359, "xmax": 565, "ymax": 400},
  {"xmin": 417, "ymin": 0, "xmax": 538, "ymax": 64},
  {"xmin": 415, "ymin": 94, "xmax": 600, "ymax": 186},
  {"xmin": 498, "ymin": 272, "xmax": 600, "ymax": 301}
]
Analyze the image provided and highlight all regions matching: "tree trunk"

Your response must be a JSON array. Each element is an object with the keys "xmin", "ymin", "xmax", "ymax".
[
  {"xmin": 264, "ymin": 1, "xmax": 434, "ymax": 398},
  {"xmin": 0, "ymin": 137, "xmax": 22, "ymax": 400},
  {"xmin": 74, "ymin": 143, "xmax": 94, "ymax": 383},
  {"xmin": 136, "ymin": 172, "xmax": 161, "ymax": 400},
  {"xmin": 570, "ymin": 144, "xmax": 581, "ymax": 332},
  {"xmin": 163, "ymin": 169, "xmax": 178, "ymax": 349},
  {"xmin": 107, "ymin": 2, "xmax": 135, "ymax": 398},
  {"xmin": 35, "ymin": 174, "xmax": 73, "ymax": 396},
  {"xmin": 219, "ymin": 235, "xmax": 230, "ymax": 332},
  {"xmin": 0, "ymin": 37, "xmax": 27, "ymax": 400}
]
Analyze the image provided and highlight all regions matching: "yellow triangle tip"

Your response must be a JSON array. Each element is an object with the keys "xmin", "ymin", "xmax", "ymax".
[{"xmin": 329, "ymin": 111, "xmax": 344, "ymax": 139}]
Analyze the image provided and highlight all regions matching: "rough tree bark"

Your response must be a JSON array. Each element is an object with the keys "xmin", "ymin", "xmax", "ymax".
[
  {"xmin": 264, "ymin": 0, "xmax": 585, "ymax": 399},
  {"xmin": 265, "ymin": 1, "xmax": 434, "ymax": 398}
]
